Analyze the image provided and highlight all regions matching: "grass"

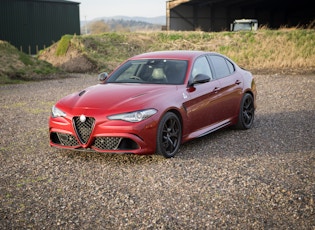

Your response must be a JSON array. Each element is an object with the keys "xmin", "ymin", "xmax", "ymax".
[
  {"xmin": 56, "ymin": 34, "xmax": 73, "ymax": 56},
  {"xmin": 1, "ymin": 28, "xmax": 314, "ymax": 84},
  {"xmin": 0, "ymin": 41, "xmax": 61, "ymax": 84},
  {"xmin": 62, "ymin": 29, "xmax": 315, "ymax": 74}
]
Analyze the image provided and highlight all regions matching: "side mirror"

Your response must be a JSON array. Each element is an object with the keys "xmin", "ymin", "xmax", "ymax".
[
  {"xmin": 192, "ymin": 74, "xmax": 210, "ymax": 85},
  {"xmin": 98, "ymin": 72, "xmax": 108, "ymax": 82}
]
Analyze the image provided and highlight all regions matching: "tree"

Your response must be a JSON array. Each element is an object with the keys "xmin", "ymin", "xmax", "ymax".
[{"xmin": 89, "ymin": 20, "xmax": 110, "ymax": 34}]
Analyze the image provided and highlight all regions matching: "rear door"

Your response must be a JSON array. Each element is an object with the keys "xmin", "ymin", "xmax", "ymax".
[{"xmin": 208, "ymin": 55, "xmax": 243, "ymax": 121}]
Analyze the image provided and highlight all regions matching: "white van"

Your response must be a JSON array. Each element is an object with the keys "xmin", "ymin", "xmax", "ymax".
[{"xmin": 230, "ymin": 19, "xmax": 258, "ymax": 31}]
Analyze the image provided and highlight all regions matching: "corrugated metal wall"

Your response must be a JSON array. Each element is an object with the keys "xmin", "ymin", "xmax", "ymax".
[
  {"xmin": 167, "ymin": 0, "xmax": 315, "ymax": 31},
  {"xmin": 0, "ymin": 0, "xmax": 80, "ymax": 54}
]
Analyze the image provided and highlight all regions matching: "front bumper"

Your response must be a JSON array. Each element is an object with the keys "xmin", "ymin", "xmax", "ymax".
[{"xmin": 49, "ymin": 115, "xmax": 158, "ymax": 155}]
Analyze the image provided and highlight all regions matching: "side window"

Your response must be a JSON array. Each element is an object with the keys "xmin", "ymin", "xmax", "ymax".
[
  {"xmin": 191, "ymin": 56, "xmax": 212, "ymax": 80},
  {"xmin": 226, "ymin": 59, "xmax": 235, "ymax": 73},
  {"xmin": 210, "ymin": 55, "xmax": 232, "ymax": 79}
]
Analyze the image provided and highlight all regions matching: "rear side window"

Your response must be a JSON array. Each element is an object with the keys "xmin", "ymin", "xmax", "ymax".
[
  {"xmin": 226, "ymin": 59, "xmax": 235, "ymax": 73},
  {"xmin": 209, "ymin": 55, "xmax": 234, "ymax": 79}
]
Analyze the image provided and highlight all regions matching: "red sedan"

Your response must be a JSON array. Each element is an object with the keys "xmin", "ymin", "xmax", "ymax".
[{"xmin": 49, "ymin": 51, "xmax": 257, "ymax": 158}]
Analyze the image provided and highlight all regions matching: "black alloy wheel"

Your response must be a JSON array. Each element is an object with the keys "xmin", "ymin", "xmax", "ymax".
[
  {"xmin": 156, "ymin": 112, "xmax": 182, "ymax": 158},
  {"xmin": 236, "ymin": 93, "xmax": 255, "ymax": 130}
]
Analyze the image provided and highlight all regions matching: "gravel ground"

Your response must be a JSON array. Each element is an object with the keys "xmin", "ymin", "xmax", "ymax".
[{"xmin": 0, "ymin": 74, "xmax": 314, "ymax": 229}]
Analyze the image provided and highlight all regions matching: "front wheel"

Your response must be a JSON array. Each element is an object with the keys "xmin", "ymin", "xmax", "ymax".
[
  {"xmin": 235, "ymin": 93, "xmax": 255, "ymax": 130},
  {"xmin": 156, "ymin": 112, "xmax": 182, "ymax": 158}
]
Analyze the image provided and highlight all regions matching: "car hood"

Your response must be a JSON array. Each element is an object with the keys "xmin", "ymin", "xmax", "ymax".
[{"xmin": 58, "ymin": 83, "xmax": 177, "ymax": 114}]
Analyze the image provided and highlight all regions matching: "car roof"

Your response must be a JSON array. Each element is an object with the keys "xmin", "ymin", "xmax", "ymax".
[{"xmin": 130, "ymin": 50, "xmax": 215, "ymax": 61}]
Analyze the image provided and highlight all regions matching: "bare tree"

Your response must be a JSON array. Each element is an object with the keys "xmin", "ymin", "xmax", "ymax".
[{"xmin": 89, "ymin": 20, "xmax": 110, "ymax": 34}]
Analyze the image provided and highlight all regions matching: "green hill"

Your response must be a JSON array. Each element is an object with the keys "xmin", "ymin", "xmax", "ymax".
[
  {"xmin": 39, "ymin": 29, "xmax": 315, "ymax": 75},
  {"xmin": 0, "ymin": 41, "xmax": 60, "ymax": 84},
  {"xmin": 1, "ymin": 29, "xmax": 314, "ymax": 84}
]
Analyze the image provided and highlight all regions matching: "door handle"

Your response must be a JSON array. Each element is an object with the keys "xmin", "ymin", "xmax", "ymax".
[
  {"xmin": 213, "ymin": 87, "xmax": 220, "ymax": 93},
  {"xmin": 235, "ymin": 80, "xmax": 242, "ymax": 85}
]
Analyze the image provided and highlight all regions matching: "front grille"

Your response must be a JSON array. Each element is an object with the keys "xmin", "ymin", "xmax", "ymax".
[
  {"xmin": 51, "ymin": 132, "xmax": 79, "ymax": 146},
  {"xmin": 73, "ymin": 116, "xmax": 95, "ymax": 144},
  {"xmin": 93, "ymin": 137, "xmax": 122, "ymax": 150}
]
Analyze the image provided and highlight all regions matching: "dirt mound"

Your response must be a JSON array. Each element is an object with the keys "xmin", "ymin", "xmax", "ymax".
[{"xmin": 39, "ymin": 42, "xmax": 96, "ymax": 73}]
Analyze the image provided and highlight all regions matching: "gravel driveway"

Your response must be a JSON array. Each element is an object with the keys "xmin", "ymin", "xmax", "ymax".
[{"xmin": 0, "ymin": 74, "xmax": 314, "ymax": 229}]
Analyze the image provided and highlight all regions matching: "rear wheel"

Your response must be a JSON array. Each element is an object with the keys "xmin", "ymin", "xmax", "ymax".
[
  {"xmin": 156, "ymin": 112, "xmax": 182, "ymax": 158},
  {"xmin": 235, "ymin": 93, "xmax": 255, "ymax": 129}
]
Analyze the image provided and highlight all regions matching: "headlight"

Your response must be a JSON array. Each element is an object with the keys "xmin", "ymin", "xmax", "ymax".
[
  {"xmin": 51, "ymin": 105, "xmax": 66, "ymax": 118},
  {"xmin": 108, "ymin": 109, "xmax": 157, "ymax": 122}
]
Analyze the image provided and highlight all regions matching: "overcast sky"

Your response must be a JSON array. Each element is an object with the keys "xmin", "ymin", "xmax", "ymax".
[{"xmin": 78, "ymin": 0, "xmax": 167, "ymax": 20}]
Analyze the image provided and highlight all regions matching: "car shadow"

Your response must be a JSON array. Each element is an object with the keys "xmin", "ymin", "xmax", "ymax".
[{"xmin": 178, "ymin": 109, "xmax": 314, "ymax": 159}]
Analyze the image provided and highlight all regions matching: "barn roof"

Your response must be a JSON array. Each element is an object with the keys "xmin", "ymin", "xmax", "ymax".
[
  {"xmin": 168, "ymin": 0, "xmax": 313, "ymax": 9},
  {"xmin": 17, "ymin": 0, "xmax": 80, "ymax": 4}
]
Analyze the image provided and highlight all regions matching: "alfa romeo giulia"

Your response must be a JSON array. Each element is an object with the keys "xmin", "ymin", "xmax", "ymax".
[{"xmin": 49, "ymin": 51, "xmax": 256, "ymax": 158}]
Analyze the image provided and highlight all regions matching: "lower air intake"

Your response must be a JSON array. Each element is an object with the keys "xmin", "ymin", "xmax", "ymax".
[{"xmin": 93, "ymin": 137, "xmax": 122, "ymax": 150}]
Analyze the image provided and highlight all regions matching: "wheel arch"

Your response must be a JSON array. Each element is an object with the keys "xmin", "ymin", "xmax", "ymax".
[
  {"xmin": 164, "ymin": 108, "xmax": 184, "ymax": 128},
  {"xmin": 159, "ymin": 108, "xmax": 184, "ymax": 136},
  {"xmin": 244, "ymin": 89, "xmax": 254, "ymax": 98}
]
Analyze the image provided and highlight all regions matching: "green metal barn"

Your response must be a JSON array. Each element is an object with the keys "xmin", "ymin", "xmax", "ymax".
[{"xmin": 0, "ymin": 0, "xmax": 80, "ymax": 54}]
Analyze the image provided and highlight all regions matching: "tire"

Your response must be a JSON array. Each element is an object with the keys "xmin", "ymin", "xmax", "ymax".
[
  {"xmin": 156, "ymin": 112, "xmax": 182, "ymax": 158},
  {"xmin": 235, "ymin": 93, "xmax": 255, "ymax": 130}
]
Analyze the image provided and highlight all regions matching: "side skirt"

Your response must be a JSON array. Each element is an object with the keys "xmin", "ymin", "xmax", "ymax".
[
  {"xmin": 183, "ymin": 119, "xmax": 232, "ymax": 142},
  {"xmin": 198, "ymin": 120, "xmax": 231, "ymax": 138}
]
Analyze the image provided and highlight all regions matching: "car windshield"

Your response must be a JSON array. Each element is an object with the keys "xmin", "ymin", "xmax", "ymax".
[{"xmin": 107, "ymin": 59, "xmax": 188, "ymax": 85}]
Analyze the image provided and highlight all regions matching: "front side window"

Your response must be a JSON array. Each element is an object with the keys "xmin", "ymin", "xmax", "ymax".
[
  {"xmin": 107, "ymin": 59, "xmax": 188, "ymax": 85},
  {"xmin": 191, "ymin": 56, "xmax": 212, "ymax": 80}
]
